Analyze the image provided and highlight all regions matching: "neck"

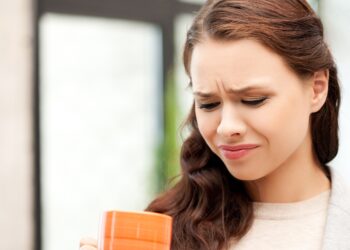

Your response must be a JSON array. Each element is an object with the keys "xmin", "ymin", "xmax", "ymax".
[{"xmin": 244, "ymin": 135, "xmax": 331, "ymax": 203}]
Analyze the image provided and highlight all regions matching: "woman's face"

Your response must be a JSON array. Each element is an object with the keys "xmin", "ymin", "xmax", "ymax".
[{"xmin": 190, "ymin": 38, "xmax": 315, "ymax": 181}]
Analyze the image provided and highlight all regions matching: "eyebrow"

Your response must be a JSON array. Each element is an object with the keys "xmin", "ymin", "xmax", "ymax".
[{"xmin": 193, "ymin": 85, "xmax": 270, "ymax": 97}]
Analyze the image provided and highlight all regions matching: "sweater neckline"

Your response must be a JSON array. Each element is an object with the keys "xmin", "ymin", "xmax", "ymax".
[{"xmin": 252, "ymin": 190, "xmax": 331, "ymax": 220}]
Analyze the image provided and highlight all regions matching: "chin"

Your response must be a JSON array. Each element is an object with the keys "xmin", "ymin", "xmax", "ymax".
[{"xmin": 227, "ymin": 166, "xmax": 266, "ymax": 181}]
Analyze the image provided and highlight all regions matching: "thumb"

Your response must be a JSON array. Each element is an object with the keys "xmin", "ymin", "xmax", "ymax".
[{"xmin": 80, "ymin": 237, "xmax": 97, "ymax": 247}]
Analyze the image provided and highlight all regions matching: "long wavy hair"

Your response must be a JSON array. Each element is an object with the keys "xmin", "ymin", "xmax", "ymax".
[{"xmin": 146, "ymin": 0, "xmax": 341, "ymax": 249}]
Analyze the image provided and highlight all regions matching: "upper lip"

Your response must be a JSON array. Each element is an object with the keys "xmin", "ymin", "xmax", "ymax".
[{"xmin": 218, "ymin": 144, "xmax": 259, "ymax": 151}]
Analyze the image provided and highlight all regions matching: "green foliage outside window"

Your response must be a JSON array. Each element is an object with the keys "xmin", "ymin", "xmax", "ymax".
[{"xmin": 154, "ymin": 70, "xmax": 182, "ymax": 193}]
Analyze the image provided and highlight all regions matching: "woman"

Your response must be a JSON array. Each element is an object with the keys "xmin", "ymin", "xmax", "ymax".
[{"xmin": 80, "ymin": 0, "xmax": 350, "ymax": 249}]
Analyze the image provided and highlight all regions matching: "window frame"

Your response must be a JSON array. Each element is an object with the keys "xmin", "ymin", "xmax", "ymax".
[{"xmin": 34, "ymin": 1, "xmax": 201, "ymax": 250}]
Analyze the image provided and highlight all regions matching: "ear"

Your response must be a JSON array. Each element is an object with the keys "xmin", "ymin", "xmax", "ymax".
[{"xmin": 310, "ymin": 70, "xmax": 329, "ymax": 113}]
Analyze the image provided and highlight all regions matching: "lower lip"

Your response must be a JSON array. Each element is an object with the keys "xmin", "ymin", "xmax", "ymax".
[{"xmin": 220, "ymin": 148, "xmax": 256, "ymax": 160}]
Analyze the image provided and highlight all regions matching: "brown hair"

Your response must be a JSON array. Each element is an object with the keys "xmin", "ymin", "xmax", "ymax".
[{"xmin": 146, "ymin": 0, "xmax": 341, "ymax": 249}]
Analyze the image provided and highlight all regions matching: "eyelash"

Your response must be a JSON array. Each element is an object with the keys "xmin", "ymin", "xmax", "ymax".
[
  {"xmin": 241, "ymin": 97, "xmax": 267, "ymax": 106},
  {"xmin": 198, "ymin": 102, "xmax": 221, "ymax": 110},
  {"xmin": 198, "ymin": 97, "xmax": 267, "ymax": 110}
]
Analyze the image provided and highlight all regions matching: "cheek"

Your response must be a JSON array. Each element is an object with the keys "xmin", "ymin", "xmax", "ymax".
[
  {"xmin": 253, "ymin": 96, "xmax": 310, "ymax": 149},
  {"xmin": 196, "ymin": 111, "xmax": 218, "ymax": 145}
]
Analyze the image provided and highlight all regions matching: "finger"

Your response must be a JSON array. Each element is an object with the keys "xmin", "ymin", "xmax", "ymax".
[
  {"xmin": 80, "ymin": 237, "xmax": 98, "ymax": 247},
  {"xmin": 80, "ymin": 246, "xmax": 97, "ymax": 250}
]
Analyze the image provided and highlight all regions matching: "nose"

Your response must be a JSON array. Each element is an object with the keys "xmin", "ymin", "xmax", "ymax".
[{"xmin": 217, "ymin": 105, "xmax": 246, "ymax": 138}]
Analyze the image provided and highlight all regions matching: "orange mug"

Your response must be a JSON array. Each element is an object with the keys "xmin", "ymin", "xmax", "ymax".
[{"xmin": 98, "ymin": 211, "xmax": 172, "ymax": 250}]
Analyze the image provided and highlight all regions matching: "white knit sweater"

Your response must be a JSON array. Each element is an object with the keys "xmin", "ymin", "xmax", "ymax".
[{"xmin": 229, "ymin": 190, "xmax": 330, "ymax": 250}]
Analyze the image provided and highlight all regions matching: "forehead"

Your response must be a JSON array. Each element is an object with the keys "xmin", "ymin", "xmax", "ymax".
[{"xmin": 190, "ymin": 38, "xmax": 300, "ymax": 92}]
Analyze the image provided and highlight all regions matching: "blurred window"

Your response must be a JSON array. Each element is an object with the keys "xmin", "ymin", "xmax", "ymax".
[
  {"xmin": 174, "ymin": 14, "xmax": 195, "ymax": 126},
  {"xmin": 36, "ymin": 1, "xmax": 214, "ymax": 250},
  {"xmin": 40, "ymin": 13, "xmax": 162, "ymax": 250}
]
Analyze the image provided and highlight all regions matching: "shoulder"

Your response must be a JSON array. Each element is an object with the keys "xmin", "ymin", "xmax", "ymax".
[
  {"xmin": 328, "ymin": 166, "xmax": 350, "ymax": 212},
  {"xmin": 322, "ymin": 166, "xmax": 350, "ymax": 250}
]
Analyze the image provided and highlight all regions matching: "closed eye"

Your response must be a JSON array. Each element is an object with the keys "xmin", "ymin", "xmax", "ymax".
[
  {"xmin": 198, "ymin": 102, "xmax": 220, "ymax": 110},
  {"xmin": 241, "ymin": 97, "xmax": 267, "ymax": 106}
]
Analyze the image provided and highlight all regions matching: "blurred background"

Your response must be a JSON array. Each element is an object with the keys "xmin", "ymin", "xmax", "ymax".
[{"xmin": 0, "ymin": 0, "xmax": 349, "ymax": 249}]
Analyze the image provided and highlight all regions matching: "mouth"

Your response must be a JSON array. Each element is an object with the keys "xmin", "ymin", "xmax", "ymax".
[{"xmin": 218, "ymin": 144, "xmax": 259, "ymax": 160}]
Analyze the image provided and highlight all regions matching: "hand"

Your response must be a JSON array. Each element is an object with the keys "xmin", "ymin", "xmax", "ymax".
[{"xmin": 80, "ymin": 237, "xmax": 97, "ymax": 250}]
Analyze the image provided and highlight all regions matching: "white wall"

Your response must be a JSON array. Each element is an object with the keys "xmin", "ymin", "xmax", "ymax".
[
  {"xmin": 322, "ymin": 0, "xmax": 350, "ymax": 179},
  {"xmin": 0, "ymin": 0, "xmax": 34, "ymax": 249}
]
